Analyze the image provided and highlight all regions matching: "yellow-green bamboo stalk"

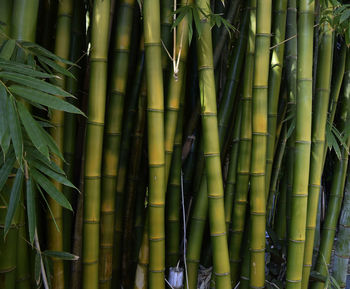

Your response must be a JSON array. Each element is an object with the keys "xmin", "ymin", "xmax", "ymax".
[
  {"xmin": 99, "ymin": 1, "xmax": 135, "ymax": 287},
  {"xmin": 164, "ymin": 0, "xmax": 192, "ymax": 184},
  {"xmin": 0, "ymin": 0, "xmax": 12, "ymax": 44},
  {"xmin": 48, "ymin": 2, "xmax": 73, "ymax": 288},
  {"xmin": 265, "ymin": 0, "xmax": 287, "ymax": 194},
  {"xmin": 301, "ymin": 3, "xmax": 333, "ymax": 287},
  {"xmin": 195, "ymin": 0, "xmax": 231, "ymax": 287},
  {"xmin": 286, "ymin": 1, "xmax": 314, "ymax": 288},
  {"xmin": 228, "ymin": 3, "xmax": 254, "ymax": 284},
  {"xmin": 10, "ymin": 0, "xmax": 39, "ymax": 42},
  {"xmin": 249, "ymin": 1, "xmax": 272, "ymax": 288},
  {"xmin": 82, "ymin": 1, "xmax": 110, "ymax": 288},
  {"xmin": 143, "ymin": 0, "xmax": 165, "ymax": 286},
  {"xmin": 134, "ymin": 216, "xmax": 149, "ymax": 289}
]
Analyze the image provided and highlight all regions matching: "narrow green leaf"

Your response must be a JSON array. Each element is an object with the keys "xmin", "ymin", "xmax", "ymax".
[
  {"xmin": 9, "ymin": 85, "xmax": 84, "ymax": 115},
  {"xmin": 0, "ymin": 39, "xmax": 16, "ymax": 60},
  {"xmin": 26, "ymin": 147, "xmax": 65, "ymax": 175},
  {"xmin": 34, "ymin": 252, "xmax": 41, "ymax": 285},
  {"xmin": 43, "ymin": 250, "xmax": 79, "ymax": 261},
  {"xmin": 38, "ymin": 56, "xmax": 75, "ymax": 79},
  {"xmin": 4, "ymin": 168, "xmax": 24, "ymax": 236},
  {"xmin": 192, "ymin": 7, "xmax": 202, "ymax": 37},
  {"xmin": 0, "ymin": 59, "xmax": 56, "ymax": 78},
  {"xmin": 340, "ymin": 9, "xmax": 350, "ymax": 24},
  {"xmin": 36, "ymin": 125, "xmax": 64, "ymax": 160},
  {"xmin": 31, "ymin": 169, "xmax": 72, "ymax": 211},
  {"xmin": 0, "ymin": 71, "xmax": 73, "ymax": 98},
  {"xmin": 17, "ymin": 102, "xmax": 49, "ymax": 158},
  {"xmin": 7, "ymin": 96, "xmax": 23, "ymax": 163},
  {"xmin": 37, "ymin": 184, "xmax": 60, "ymax": 232},
  {"xmin": 30, "ymin": 159, "xmax": 77, "ymax": 190},
  {"xmin": 0, "ymin": 85, "xmax": 9, "ymax": 153},
  {"xmin": 43, "ymin": 255, "xmax": 52, "ymax": 288},
  {"xmin": 0, "ymin": 152, "xmax": 16, "ymax": 191},
  {"xmin": 26, "ymin": 176, "xmax": 36, "ymax": 244}
]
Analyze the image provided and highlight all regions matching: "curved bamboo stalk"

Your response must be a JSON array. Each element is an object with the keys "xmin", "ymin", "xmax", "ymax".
[
  {"xmin": 249, "ymin": 0, "xmax": 272, "ymax": 288},
  {"xmin": 82, "ymin": 1, "xmax": 110, "ymax": 288},
  {"xmin": 143, "ymin": 0, "xmax": 166, "ymax": 286},
  {"xmin": 311, "ymin": 50, "xmax": 350, "ymax": 289},
  {"xmin": 332, "ymin": 170, "xmax": 350, "ymax": 288},
  {"xmin": 48, "ymin": 2, "xmax": 73, "ymax": 288},
  {"xmin": 265, "ymin": 0, "xmax": 287, "ymax": 195},
  {"xmin": 99, "ymin": 1, "xmax": 136, "ymax": 286},
  {"xmin": 301, "ymin": 3, "xmax": 334, "ymax": 287},
  {"xmin": 228, "ymin": 4, "xmax": 254, "ymax": 284},
  {"xmin": 195, "ymin": 0, "xmax": 231, "ymax": 287},
  {"xmin": 286, "ymin": 1, "xmax": 314, "ymax": 288}
]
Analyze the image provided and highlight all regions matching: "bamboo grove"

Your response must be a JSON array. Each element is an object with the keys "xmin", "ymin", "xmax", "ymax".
[{"xmin": 1, "ymin": 0, "xmax": 350, "ymax": 289}]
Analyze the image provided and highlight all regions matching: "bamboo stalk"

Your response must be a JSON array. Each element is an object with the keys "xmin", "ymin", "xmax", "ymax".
[
  {"xmin": 82, "ymin": 1, "xmax": 110, "ymax": 288},
  {"xmin": 134, "ymin": 217, "xmax": 149, "ymax": 289},
  {"xmin": 0, "ymin": 0, "xmax": 12, "ymax": 44},
  {"xmin": 249, "ymin": 0, "xmax": 272, "ymax": 287},
  {"xmin": 301, "ymin": 3, "xmax": 334, "ymax": 287},
  {"xmin": 286, "ymin": 1, "xmax": 314, "ymax": 288},
  {"xmin": 143, "ymin": 0, "xmax": 166, "ymax": 286},
  {"xmin": 195, "ymin": 0, "xmax": 232, "ymax": 287}
]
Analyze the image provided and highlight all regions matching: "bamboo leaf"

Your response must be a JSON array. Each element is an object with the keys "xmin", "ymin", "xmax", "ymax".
[
  {"xmin": 26, "ymin": 176, "xmax": 36, "ymax": 244},
  {"xmin": 7, "ymin": 96, "xmax": 23, "ymax": 163},
  {"xmin": 36, "ymin": 125, "xmax": 64, "ymax": 160},
  {"xmin": 340, "ymin": 9, "xmax": 350, "ymax": 24},
  {"xmin": 43, "ymin": 250, "xmax": 79, "ymax": 261},
  {"xmin": 0, "ymin": 85, "xmax": 10, "ymax": 154},
  {"xmin": 26, "ymin": 147, "xmax": 65, "ymax": 175},
  {"xmin": 0, "ymin": 39, "xmax": 16, "ymax": 60},
  {"xmin": 4, "ymin": 168, "xmax": 24, "ymax": 237},
  {"xmin": 37, "ymin": 56, "xmax": 75, "ymax": 79},
  {"xmin": 0, "ymin": 152, "xmax": 16, "ymax": 192},
  {"xmin": 43, "ymin": 255, "xmax": 52, "ymax": 288},
  {"xmin": 30, "ymin": 159, "xmax": 77, "ymax": 190},
  {"xmin": 0, "ymin": 59, "xmax": 56, "ymax": 78},
  {"xmin": 37, "ymin": 184, "xmax": 60, "ymax": 232},
  {"xmin": 0, "ymin": 72, "xmax": 73, "ymax": 98},
  {"xmin": 31, "ymin": 169, "xmax": 72, "ymax": 211},
  {"xmin": 34, "ymin": 252, "xmax": 41, "ymax": 285},
  {"xmin": 17, "ymin": 102, "xmax": 49, "ymax": 158},
  {"xmin": 9, "ymin": 85, "xmax": 84, "ymax": 115}
]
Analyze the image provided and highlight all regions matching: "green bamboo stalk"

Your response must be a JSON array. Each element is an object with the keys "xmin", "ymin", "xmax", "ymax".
[
  {"xmin": 161, "ymin": 0, "xmax": 172, "ymax": 77},
  {"xmin": 134, "ymin": 216, "xmax": 149, "ymax": 289},
  {"xmin": 286, "ymin": 1, "xmax": 314, "ymax": 288},
  {"xmin": 285, "ymin": 0, "xmax": 297, "ymax": 236},
  {"xmin": 0, "ymin": 0, "xmax": 12, "ymax": 44},
  {"xmin": 166, "ymin": 88, "xmax": 184, "ymax": 268},
  {"xmin": 0, "ymin": 178, "xmax": 19, "ymax": 289},
  {"xmin": 249, "ymin": 1, "xmax": 271, "ymax": 288},
  {"xmin": 143, "ymin": 0, "xmax": 165, "ymax": 286},
  {"xmin": 195, "ymin": 0, "xmax": 231, "ymax": 287},
  {"xmin": 224, "ymin": 102, "xmax": 242, "ymax": 234},
  {"xmin": 265, "ymin": 0, "xmax": 287, "ymax": 195},
  {"xmin": 239, "ymin": 223, "xmax": 251, "ymax": 289},
  {"xmin": 275, "ymin": 170, "xmax": 287, "ymax": 241},
  {"xmin": 332, "ymin": 169, "xmax": 350, "ymax": 288},
  {"xmin": 48, "ymin": 2, "xmax": 73, "ymax": 288},
  {"xmin": 10, "ymin": 0, "xmax": 39, "ymax": 42},
  {"xmin": 99, "ymin": 1, "xmax": 136, "ymax": 286},
  {"xmin": 311, "ymin": 50, "xmax": 350, "ymax": 289},
  {"xmin": 228, "ymin": 4, "xmax": 254, "ymax": 284},
  {"xmin": 164, "ymin": 0, "xmax": 192, "ymax": 184},
  {"xmin": 301, "ymin": 3, "xmax": 334, "ymax": 287},
  {"xmin": 16, "ymin": 203, "xmax": 30, "ymax": 289},
  {"xmin": 82, "ymin": 1, "xmax": 110, "ymax": 288},
  {"xmin": 122, "ymin": 67, "xmax": 147, "ymax": 288}
]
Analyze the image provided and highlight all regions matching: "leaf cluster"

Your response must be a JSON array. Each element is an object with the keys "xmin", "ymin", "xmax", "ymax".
[{"xmin": 0, "ymin": 37, "xmax": 83, "ymax": 245}]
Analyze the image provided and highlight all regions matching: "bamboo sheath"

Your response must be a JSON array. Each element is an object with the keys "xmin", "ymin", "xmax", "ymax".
[
  {"xmin": 311, "ymin": 50, "xmax": 350, "ymax": 289},
  {"xmin": 82, "ymin": 1, "xmax": 110, "ymax": 289},
  {"xmin": 285, "ymin": 0, "xmax": 297, "ymax": 236},
  {"xmin": 301, "ymin": 4, "xmax": 333, "ymax": 287},
  {"xmin": 98, "ymin": 1, "xmax": 135, "ymax": 286},
  {"xmin": 164, "ymin": 0, "xmax": 192, "ymax": 184},
  {"xmin": 265, "ymin": 0, "xmax": 287, "ymax": 195},
  {"xmin": 195, "ymin": 0, "xmax": 231, "ymax": 287},
  {"xmin": 48, "ymin": 2, "xmax": 73, "ymax": 288},
  {"xmin": 286, "ymin": 1, "xmax": 314, "ymax": 288},
  {"xmin": 228, "ymin": 4, "xmax": 254, "ymax": 284},
  {"xmin": 0, "ymin": 0, "xmax": 12, "ymax": 44},
  {"xmin": 143, "ymin": 0, "xmax": 166, "ymax": 287},
  {"xmin": 332, "ymin": 170, "xmax": 350, "ymax": 288},
  {"xmin": 249, "ymin": 1, "xmax": 271, "ymax": 288}
]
